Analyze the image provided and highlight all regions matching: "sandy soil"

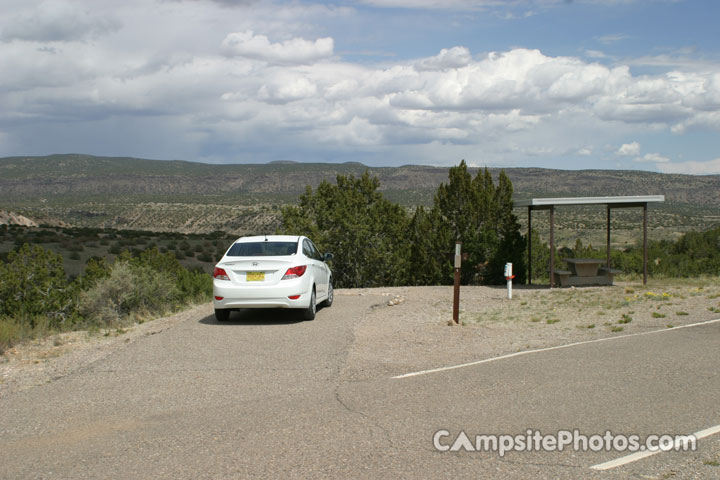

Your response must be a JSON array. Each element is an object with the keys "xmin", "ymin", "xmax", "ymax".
[{"xmin": 341, "ymin": 279, "xmax": 720, "ymax": 380}]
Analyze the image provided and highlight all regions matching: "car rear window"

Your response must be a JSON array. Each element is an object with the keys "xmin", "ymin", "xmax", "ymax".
[{"xmin": 226, "ymin": 241, "xmax": 298, "ymax": 257}]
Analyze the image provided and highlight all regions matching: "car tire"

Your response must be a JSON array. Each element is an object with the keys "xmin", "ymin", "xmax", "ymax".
[
  {"xmin": 303, "ymin": 288, "xmax": 316, "ymax": 321},
  {"xmin": 215, "ymin": 308, "xmax": 230, "ymax": 322},
  {"xmin": 321, "ymin": 280, "xmax": 333, "ymax": 308}
]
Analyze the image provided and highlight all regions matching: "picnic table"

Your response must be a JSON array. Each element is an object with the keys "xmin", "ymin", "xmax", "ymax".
[{"xmin": 553, "ymin": 258, "xmax": 621, "ymax": 287}]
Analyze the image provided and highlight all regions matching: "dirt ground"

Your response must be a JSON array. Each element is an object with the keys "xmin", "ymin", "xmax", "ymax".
[
  {"xmin": 341, "ymin": 278, "xmax": 720, "ymax": 380},
  {"xmin": 2, "ymin": 278, "xmax": 719, "ymax": 395}
]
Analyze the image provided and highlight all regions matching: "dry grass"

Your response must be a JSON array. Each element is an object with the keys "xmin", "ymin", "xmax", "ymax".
[{"xmin": 460, "ymin": 276, "xmax": 720, "ymax": 334}]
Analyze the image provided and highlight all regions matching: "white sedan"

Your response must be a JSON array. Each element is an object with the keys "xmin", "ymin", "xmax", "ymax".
[{"xmin": 212, "ymin": 235, "xmax": 333, "ymax": 321}]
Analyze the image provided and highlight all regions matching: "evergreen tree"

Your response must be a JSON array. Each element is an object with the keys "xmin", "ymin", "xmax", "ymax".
[
  {"xmin": 432, "ymin": 162, "xmax": 525, "ymax": 284},
  {"xmin": 433, "ymin": 160, "xmax": 483, "ymax": 283},
  {"xmin": 487, "ymin": 170, "xmax": 527, "ymax": 284},
  {"xmin": 407, "ymin": 206, "xmax": 452, "ymax": 285},
  {"xmin": 281, "ymin": 171, "xmax": 410, "ymax": 288},
  {"xmin": 529, "ymin": 228, "xmax": 550, "ymax": 283}
]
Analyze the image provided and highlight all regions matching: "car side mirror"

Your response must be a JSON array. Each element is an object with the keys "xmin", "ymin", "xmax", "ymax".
[{"xmin": 324, "ymin": 252, "xmax": 334, "ymax": 262}]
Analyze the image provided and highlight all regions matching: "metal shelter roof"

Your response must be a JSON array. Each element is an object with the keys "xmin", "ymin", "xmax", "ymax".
[{"xmin": 515, "ymin": 195, "xmax": 665, "ymax": 208}]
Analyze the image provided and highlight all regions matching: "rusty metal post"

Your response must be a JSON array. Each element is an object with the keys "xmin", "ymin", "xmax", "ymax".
[{"xmin": 453, "ymin": 241, "xmax": 461, "ymax": 324}]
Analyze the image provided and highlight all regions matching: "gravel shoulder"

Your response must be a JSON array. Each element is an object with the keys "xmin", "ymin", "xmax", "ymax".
[
  {"xmin": 0, "ymin": 303, "xmax": 213, "ymax": 398},
  {"xmin": 2, "ymin": 278, "xmax": 719, "ymax": 395},
  {"xmin": 341, "ymin": 279, "xmax": 720, "ymax": 380}
]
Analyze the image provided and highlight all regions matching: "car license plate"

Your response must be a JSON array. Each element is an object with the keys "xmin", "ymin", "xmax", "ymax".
[{"xmin": 247, "ymin": 271, "xmax": 265, "ymax": 282}]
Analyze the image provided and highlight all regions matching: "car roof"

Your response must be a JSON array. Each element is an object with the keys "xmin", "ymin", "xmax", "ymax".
[{"xmin": 234, "ymin": 235, "xmax": 303, "ymax": 243}]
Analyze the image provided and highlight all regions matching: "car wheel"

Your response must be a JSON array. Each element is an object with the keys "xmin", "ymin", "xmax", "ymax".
[
  {"xmin": 215, "ymin": 308, "xmax": 230, "ymax": 322},
  {"xmin": 321, "ymin": 280, "xmax": 333, "ymax": 308},
  {"xmin": 303, "ymin": 288, "xmax": 316, "ymax": 321}
]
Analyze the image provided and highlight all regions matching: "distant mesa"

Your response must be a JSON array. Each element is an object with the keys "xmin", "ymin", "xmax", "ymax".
[{"xmin": 267, "ymin": 160, "xmax": 299, "ymax": 165}]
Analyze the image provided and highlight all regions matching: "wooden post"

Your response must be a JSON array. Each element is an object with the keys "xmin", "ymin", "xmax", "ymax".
[
  {"xmin": 527, "ymin": 206, "xmax": 532, "ymax": 285},
  {"xmin": 606, "ymin": 205, "xmax": 611, "ymax": 268},
  {"xmin": 643, "ymin": 203, "xmax": 648, "ymax": 285},
  {"xmin": 549, "ymin": 206, "xmax": 555, "ymax": 288}
]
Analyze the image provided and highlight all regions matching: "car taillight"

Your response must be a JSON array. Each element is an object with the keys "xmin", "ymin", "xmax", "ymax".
[
  {"xmin": 282, "ymin": 265, "xmax": 307, "ymax": 280},
  {"xmin": 214, "ymin": 267, "xmax": 230, "ymax": 281}
]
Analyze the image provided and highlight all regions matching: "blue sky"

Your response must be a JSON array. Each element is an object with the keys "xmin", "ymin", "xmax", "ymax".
[{"xmin": 1, "ymin": 0, "xmax": 719, "ymax": 173}]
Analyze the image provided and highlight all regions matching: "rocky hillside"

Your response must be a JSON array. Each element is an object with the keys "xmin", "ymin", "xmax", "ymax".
[
  {"xmin": 0, "ymin": 210, "xmax": 37, "ymax": 227},
  {"xmin": 1, "ymin": 154, "xmax": 719, "ymax": 206},
  {"xmin": 1, "ymin": 154, "xmax": 719, "ymax": 239}
]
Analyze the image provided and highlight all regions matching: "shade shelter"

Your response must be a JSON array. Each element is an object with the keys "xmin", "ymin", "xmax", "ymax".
[{"xmin": 515, "ymin": 196, "xmax": 665, "ymax": 287}]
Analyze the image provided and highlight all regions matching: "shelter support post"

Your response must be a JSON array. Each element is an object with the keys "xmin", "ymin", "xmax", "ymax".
[
  {"xmin": 606, "ymin": 206, "xmax": 611, "ymax": 268},
  {"xmin": 643, "ymin": 203, "xmax": 648, "ymax": 285},
  {"xmin": 527, "ymin": 206, "xmax": 532, "ymax": 285},
  {"xmin": 549, "ymin": 206, "xmax": 555, "ymax": 288}
]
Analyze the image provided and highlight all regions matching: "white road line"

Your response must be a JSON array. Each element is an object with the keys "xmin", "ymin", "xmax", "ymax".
[
  {"xmin": 391, "ymin": 317, "xmax": 720, "ymax": 380},
  {"xmin": 590, "ymin": 424, "xmax": 720, "ymax": 471}
]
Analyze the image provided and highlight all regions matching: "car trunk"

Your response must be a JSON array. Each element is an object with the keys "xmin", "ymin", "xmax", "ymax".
[{"xmin": 218, "ymin": 257, "xmax": 295, "ymax": 286}]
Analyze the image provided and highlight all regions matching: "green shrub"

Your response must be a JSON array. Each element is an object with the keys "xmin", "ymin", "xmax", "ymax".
[
  {"xmin": 79, "ymin": 261, "xmax": 179, "ymax": 326},
  {"xmin": 197, "ymin": 252, "xmax": 213, "ymax": 262},
  {"xmin": 177, "ymin": 268, "xmax": 212, "ymax": 302},
  {"xmin": 0, "ymin": 244, "xmax": 76, "ymax": 328},
  {"xmin": 73, "ymin": 256, "xmax": 112, "ymax": 291}
]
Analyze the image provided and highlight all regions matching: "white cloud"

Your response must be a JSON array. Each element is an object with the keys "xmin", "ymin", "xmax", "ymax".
[
  {"xmin": 616, "ymin": 142, "xmax": 640, "ymax": 156},
  {"xmin": 415, "ymin": 46, "xmax": 472, "ymax": 71},
  {"xmin": 657, "ymin": 158, "xmax": 720, "ymax": 175},
  {"xmin": 634, "ymin": 152, "xmax": 669, "ymax": 163},
  {"xmin": 221, "ymin": 31, "xmax": 333, "ymax": 64},
  {"xmin": 0, "ymin": 0, "xmax": 717, "ymax": 169},
  {"xmin": 584, "ymin": 50, "xmax": 607, "ymax": 59},
  {"xmin": 0, "ymin": 0, "xmax": 120, "ymax": 42},
  {"xmin": 258, "ymin": 76, "xmax": 319, "ymax": 104}
]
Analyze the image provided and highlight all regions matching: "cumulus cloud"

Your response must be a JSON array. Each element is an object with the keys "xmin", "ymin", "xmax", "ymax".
[
  {"xmin": 0, "ymin": 0, "xmax": 718, "ymax": 169},
  {"xmin": 258, "ymin": 76, "xmax": 319, "ymax": 104},
  {"xmin": 415, "ymin": 46, "xmax": 472, "ymax": 71},
  {"xmin": 0, "ymin": 0, "xmax": 120, "ymax": 42},
  {"xmin": 616, "ymin": 142, "xmax": 640, "ymax": 156},
  {"xmin": 634, "ymin": 152, "xmax": 669, "ymax": 163},
  {"xmin": 221, "ymin": 31, "xmax": 333, "ymax": 64},
  {"xmin": 657, "ymin": 158, "xmax": 720, "ymax": 175}
]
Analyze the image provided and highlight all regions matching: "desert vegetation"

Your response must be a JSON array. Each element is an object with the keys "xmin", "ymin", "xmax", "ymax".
[
  {"xmin": 281, "ymin": 161, "xmax": 526, "ymax": 288},
  {"xmin": 2, "ymin": 159, "xmax": 719, "ymax": 354},
  {"xmin": 280, "ymin": 163, "xmax": 720, "ymax": 288},
  {"xmin": 0, "ymin": 242, "xmax": 212, "ymax": 354}
]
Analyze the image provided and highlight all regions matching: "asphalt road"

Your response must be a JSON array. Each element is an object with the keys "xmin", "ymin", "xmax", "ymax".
[{"xmin": 1, "ymin": 293, "xmax": 719, "ymax": 479}]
